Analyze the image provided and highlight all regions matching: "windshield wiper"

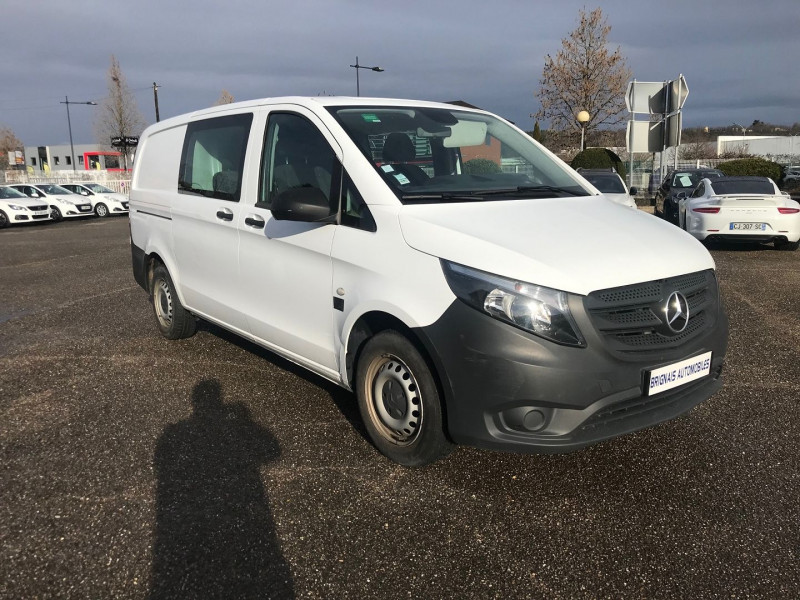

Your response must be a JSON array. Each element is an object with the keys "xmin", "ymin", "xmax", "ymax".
[
  {"xmin": 400, "ymin": 192, "xmax": 487, "ymax": 202},
  {"xmin": 480, "ymin": 185, "xmax": 586, "ymax": 197},
  {"xmin": 401, "ymin": 185, "xmax": 586, "ymax": 202}
]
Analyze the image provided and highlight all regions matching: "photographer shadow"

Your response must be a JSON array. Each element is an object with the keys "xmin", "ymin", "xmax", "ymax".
[{"xmin": 150, "ymin": 379, "xmax": 294, "ymax": 599}]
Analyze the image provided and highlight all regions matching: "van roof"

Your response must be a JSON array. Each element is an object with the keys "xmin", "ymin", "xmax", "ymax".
[{"xmin": 149, "ymin": 96, "xmax": 486, "ymax": 132}]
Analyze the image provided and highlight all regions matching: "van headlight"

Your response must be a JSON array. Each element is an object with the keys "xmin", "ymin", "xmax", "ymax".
[{"xmin": 441, "ymin": 260, "xmax": 585, "ymax": 347}]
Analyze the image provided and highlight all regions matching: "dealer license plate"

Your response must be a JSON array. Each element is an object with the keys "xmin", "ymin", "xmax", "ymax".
[
  {"xmin": 646, "ymin": 351, "xmax": 712, "ymax": 396},
  {"xmin": 730, "ymin": 222, "xmax": 765, "ymax": 230}
]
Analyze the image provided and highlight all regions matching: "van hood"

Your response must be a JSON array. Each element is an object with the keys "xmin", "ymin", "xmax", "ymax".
[{"xmin": 399, "ymin": 197, "xmax": 715, "ymax": 296}]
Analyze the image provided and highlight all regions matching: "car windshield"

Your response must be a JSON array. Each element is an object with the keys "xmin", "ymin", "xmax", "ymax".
[
  {"xmin": 582, "ymin": 173, "xmax": 626, "ymax": 194},
  {"xmin": 0, "ymin": 186, "xmax": 27, "ymax": 199},
  {"xmin": 672, "ymin": 171, "xmax": 723, "ymax": 188},
  {"xmin": 36, "ymin": 184, "xmax": 73, "ymax": 195},
  {"xmin": 710, "ymin": 179, "xmax": 775, "ymax": 195},
  {"xmin": 327, "ymin": 105, "xmax": 589, "ymax": 203},
  {"xmin": 85, "ymin": 183, "xmax": 114, "ymax": 193}
]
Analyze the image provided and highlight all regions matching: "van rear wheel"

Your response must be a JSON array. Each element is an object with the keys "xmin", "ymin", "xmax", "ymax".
[
  {"xmin": 355, "ymin": 331, "xmax": 453, "ymax": 466},
  {"xmin": 151, "ymin": 264, "xmax": 197, "ymax": 339}
]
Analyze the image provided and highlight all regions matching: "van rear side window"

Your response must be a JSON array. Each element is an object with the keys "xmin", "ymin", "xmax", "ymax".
[{"xmin": 178, "ymin": 113, "xmax": 253, "ymax": 202}]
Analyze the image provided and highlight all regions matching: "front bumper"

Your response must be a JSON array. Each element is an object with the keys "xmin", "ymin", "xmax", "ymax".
[
  {"xmin": 416, "ymin": 278, "xmax": 728, "ymax": 453},
  {"xmin": 62, "ymin": 203, "xmax": 94, "ymax": 217}
]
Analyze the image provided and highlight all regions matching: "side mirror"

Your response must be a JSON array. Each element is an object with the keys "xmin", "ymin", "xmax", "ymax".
[
  {"xmin": 271, "ymin": 186, "xmax": 336, "ymax": 223},
  {"xmin": 629, "ymin": 187, "xmax": 638, "ymax": 196}
]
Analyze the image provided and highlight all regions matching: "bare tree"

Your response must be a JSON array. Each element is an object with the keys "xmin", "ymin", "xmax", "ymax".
[
  {"xmin": 534, "ymin": 8, "xmax": 632, "ymax": 137},
  {"xmin": 678, "ymin": 142, "xmax": 717, "ymax": 161},
  {"xmin": 93, "ymin": 55, "xmax": 147, "ymax": 169},
  {"xmin": 0, "ymin": 125, "xmax": 24, "ymax": 171},
  {"xmin": 213, "ymin": 90, "xmax": 235, "ymax": 106}
]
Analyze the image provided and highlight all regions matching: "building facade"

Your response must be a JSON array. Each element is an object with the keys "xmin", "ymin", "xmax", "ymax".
[{"xmin": 23, "ymin": 144, "xmax": 132, "ymax": 172}]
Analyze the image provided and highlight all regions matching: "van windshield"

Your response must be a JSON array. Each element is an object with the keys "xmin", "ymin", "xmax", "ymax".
[{"xmin": 327, "ymin": 106, "xmax": 589, "ymax": 203}]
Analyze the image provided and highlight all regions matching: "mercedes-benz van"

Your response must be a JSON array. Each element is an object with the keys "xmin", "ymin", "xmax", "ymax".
[{"xmin": 129, "ymin": 97, "xmax": 728, "ymax": 466}]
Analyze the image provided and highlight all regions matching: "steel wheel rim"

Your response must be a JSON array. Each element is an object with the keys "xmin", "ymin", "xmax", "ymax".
[
  {"xmin": 365, "ymin": 353, "xmax": 422, "ymax": 446},
  {"xmin": 154, "ymin": 280, "xmax": 173, "ymax": 328}
]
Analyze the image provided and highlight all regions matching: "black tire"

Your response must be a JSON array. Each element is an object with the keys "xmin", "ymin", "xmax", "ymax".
[
  {"xmin": 0, "ymin": 209, "xmax": 8, "ymax": 229},
  {"xmin": 95, "ymin": 203, "xmax": 109, "ymax": 217},
  {"xmin": 355, "ymin": 331, "xmax": 454, "ymax": 466},
  {"xmin": 151, "ymin": 264, "xmax": 197, "ymax": 339},
  {"xmin": 775, "ymin": 239, "xmax": 799, "ymax": 251},
  {"xmin": 666, "ymin": 206, "xmax": 678, "ymax": 225},
  {"xmin": 50, "ymin": 206, "xmax": 63, "ymax": 222}
]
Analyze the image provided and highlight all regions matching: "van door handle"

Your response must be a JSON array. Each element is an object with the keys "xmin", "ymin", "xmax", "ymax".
[
  {"xmin": 244, "ymin": 215, "xmax": 265, "ymax": 229},
  {"xmin": 216, "ymin": 208, "xmax": 234, "ymax": 222}
]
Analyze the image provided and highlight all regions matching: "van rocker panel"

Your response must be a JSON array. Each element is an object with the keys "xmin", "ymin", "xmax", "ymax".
[{"xmin": 414, "ymin": 299, "xmax": 728, "ymax": 453}]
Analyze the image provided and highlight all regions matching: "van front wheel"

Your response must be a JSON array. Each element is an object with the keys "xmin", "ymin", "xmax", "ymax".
[
  {"xmin": 355, "ymin": 331, "xmax": 453, "ymax": 466},
  {"xmin": 151, "ymin": 264, "xmax": 197, "ymax": 340}
]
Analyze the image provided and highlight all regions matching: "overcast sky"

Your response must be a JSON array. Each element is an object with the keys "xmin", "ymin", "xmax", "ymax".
[{"xmin": 2, "ymin": 0, "xmax": 798, "ymax": 146}]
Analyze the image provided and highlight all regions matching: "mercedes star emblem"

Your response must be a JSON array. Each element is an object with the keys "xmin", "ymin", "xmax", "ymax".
[{"xmin": 665, "ymin": 291, "xmax": 690, "ymax": 333}]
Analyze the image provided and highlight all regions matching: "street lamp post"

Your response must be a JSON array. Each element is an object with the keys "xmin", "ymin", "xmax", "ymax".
[
  {"xmin": 60, "ymin": 96, "xmax": 97, "ymax": 172},
  {"xmin": 577, "ymin": 110, "xmax": 590, "ymax": 151},
  {"xmin": 349, "ymin": 56, "xmax": 384, "ymax": 97}
]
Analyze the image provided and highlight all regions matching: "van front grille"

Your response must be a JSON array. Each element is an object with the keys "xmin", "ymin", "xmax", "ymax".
[{"xmin": 585, "ymin": 269, "xmax": 719, "ymax": 355}]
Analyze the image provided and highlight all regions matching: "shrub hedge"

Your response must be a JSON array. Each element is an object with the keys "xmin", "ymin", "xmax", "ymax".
[
  {"xmin": 717, "ymin": 157, "xmax": 781, "ymax": 181},
  {"xmin": 463, "ymin": 158, "xmax": 501, "ymax": 175},
  {"xmin": 570, "ymin": 148, "xmax": 626, "ymax": 179}
]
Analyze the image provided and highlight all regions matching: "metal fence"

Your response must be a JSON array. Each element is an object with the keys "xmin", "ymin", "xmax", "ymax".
[{"xmin": 2, "ymin": 170, "xmax": 132, "ymax": 194}]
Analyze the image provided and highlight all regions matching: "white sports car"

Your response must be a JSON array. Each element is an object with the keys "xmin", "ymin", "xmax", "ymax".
[{"xmin": 678, "ymin": 176, "xmax": 800, "ymax": 251}]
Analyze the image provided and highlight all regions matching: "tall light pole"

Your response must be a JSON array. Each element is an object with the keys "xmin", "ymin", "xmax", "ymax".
[
  {"xmin": 61, "ymin": 96, "xmax": 97, "ymax": 172},
  {"xmin": 577, "ymin": 110, "xmax": 590, "ymax": 151},
  {"xmin": 153, "ymin": 82, "xmax": 161, "ymax": 122},
  {"xmin": 349, "ymin": 56, "xmax": 384, "ymax": 97}
]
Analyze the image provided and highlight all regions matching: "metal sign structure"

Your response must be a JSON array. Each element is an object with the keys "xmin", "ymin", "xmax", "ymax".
[
  {"xmin": 110, "ymin": 136, "xmax": 139, "ymax": 148},
  {"xmin": 626, "ymin": 75, "xmax": 688, "ymax": 184}
]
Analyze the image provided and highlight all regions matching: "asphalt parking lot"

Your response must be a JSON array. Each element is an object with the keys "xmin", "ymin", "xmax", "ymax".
[{"xmin": 1, "ymin": 217, "xmax": 798, "ymax": 599}]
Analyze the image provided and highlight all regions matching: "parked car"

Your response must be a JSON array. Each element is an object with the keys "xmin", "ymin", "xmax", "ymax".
[
  {"xmin": 60, "ymin": 183, "xmax": 129, "ymax": 217},
  {"xmin": 678, "ymin": 176, "xmax": 800, "ymax": 250},
  {"xmin": 130, "ymin": 96, "xmax": 728, "ymax": 466},
  {"xmin": 7, "ymin": 183, "xmax": 93, "ymax": 221},
  {"xmin": 576, "ymin": 168, "xmax": 637, "ymax": 208},
  {"xmin": 0, "ymin": 185, "xmax": 52, "ymax": 228},
  {"xmin": 654, "ymin": 168, "xmax": 724, "ymax": 224},
  {"xmin": 783, "ymin": 166, "xmax": 800, "ymax": 182}
]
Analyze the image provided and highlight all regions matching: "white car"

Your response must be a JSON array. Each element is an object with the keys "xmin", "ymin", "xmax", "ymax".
[
  {"xmin": 0, "ymin": 185, "xmax": 52, "ymax": 227},
  {"xmin": 60, "ymin": 183, "xmax": 129, "ymax": 217},
  {"xmin": 576, "ymin": 168, "xmax": 638, "ymax": 208},
  {"xmin": 678, "ymin": 176, "xmax": 800, "ymax": 250},
  {"xmin": 8, "ymin": 183, "xmax": 94, "ymax": 221}
]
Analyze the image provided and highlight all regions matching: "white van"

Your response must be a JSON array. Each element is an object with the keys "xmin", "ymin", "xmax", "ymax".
[{"xmin": 130, "ymin": 97, "xmax": 728, "ymax": 466}]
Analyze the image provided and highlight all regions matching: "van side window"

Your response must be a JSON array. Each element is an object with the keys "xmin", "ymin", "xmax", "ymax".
[
  {"xmin": 178, "ymin": 113, "xmax": 253, "ymax": 202},
  {"xmin": 258, "ymin": 113, "xmax": 337, "ymax": 209},
  {"xmin": 341, "ymin": 171, "xmax": 376, "ymax": 232}
]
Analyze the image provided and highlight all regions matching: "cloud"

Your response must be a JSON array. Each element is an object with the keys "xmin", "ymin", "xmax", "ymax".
[{"xmin": 2, "ymin": 0, "xmax": 797, "ymax": 144}]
